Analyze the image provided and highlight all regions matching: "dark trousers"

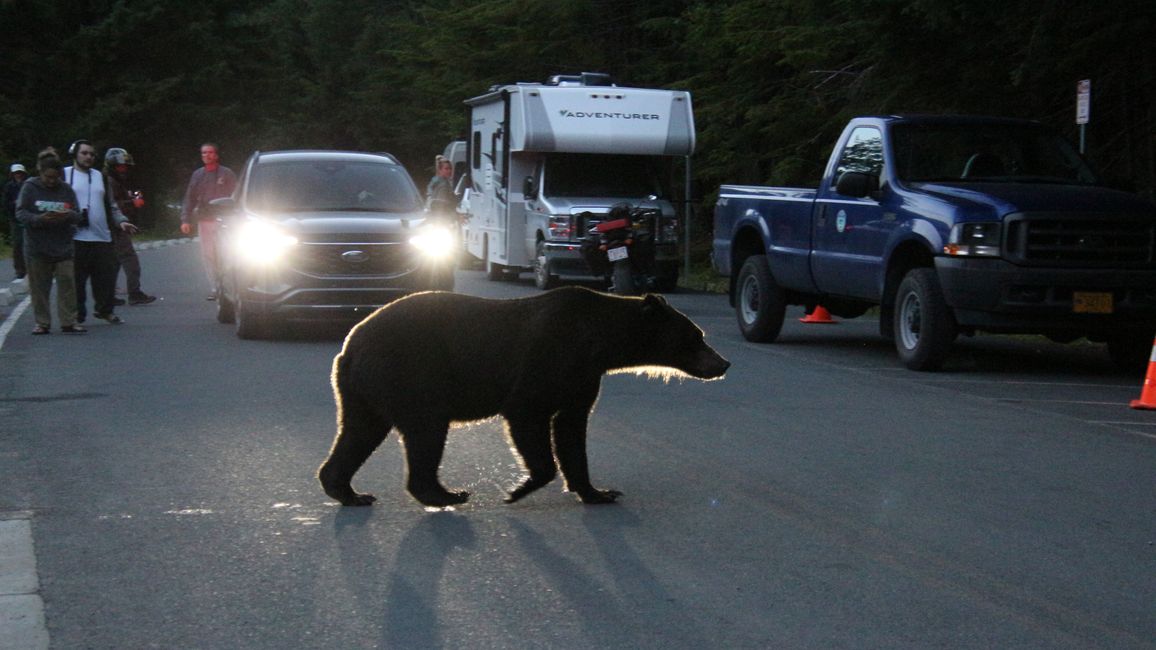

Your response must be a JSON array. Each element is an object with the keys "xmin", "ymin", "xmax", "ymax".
[
  {"xmin": 8, "ymin": 220, "xmax": 25, "ymax": 278},
  {"xmin": 74, "ymin": 240, "xmax": 120, "ymax": 320},
  {"xmin": 112, "ymin": 229, "xmax": 143, "ymax": 297}
]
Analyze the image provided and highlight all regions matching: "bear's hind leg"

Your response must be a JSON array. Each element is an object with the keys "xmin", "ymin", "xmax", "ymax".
[
  {"xmin": 398, "ymin": 419, "xmax": 469, "ymax": 507},
  {"xmin": 504, "ymin": 413, "xmax": 559, "ymax": 503},
  {"xmin": 318, "ymin": 392, "xmax": 391, "ymax": 506}
]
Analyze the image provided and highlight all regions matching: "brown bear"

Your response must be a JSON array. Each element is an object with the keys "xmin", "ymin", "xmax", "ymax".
[{"xmin": 317, "ymin": 287, "xmax": 730, "ymax": 507}]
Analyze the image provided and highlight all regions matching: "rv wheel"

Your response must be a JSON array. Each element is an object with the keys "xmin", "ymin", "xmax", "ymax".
[{"xmin": 534, "ymin": 241, "xmax": 558, "ymax": 290}]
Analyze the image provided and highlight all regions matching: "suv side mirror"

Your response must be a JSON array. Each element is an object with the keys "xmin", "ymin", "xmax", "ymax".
[
  {"xmin": 206, "ymin": 196, "xmax": 237, "ymax": 219},
  {"xmin": 522, "ymin": 176, "xmax": 537, "ymax": 198},
  {"xmin": 835, "ymin": 171, "xmax": 879, "ymax": 198}
]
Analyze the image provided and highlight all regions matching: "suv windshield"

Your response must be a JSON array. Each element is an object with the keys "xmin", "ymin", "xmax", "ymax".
[
  {"xmin": 891, "ymin": 123, "xmax": 1098, "ymax": 185},
  {"xmin": 543, "ymin": 153, "xmax": 665, "ymax": 198},
  {"xmin": 246, "ymin": 159, "xmax": 422, "ymax": 214}
]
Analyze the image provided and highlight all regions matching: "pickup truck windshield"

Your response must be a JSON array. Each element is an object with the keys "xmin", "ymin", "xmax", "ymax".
[
  {"xmin": 247, "ymin": 160, "xmax": 423, "ymax": 214},
  {"xmin": 891, "ymin": 123, "xmax": 1098, "ymax": 185},
  {"xmin": 544, "ymin": 153, "xmax": 665, "ymax": 198}
]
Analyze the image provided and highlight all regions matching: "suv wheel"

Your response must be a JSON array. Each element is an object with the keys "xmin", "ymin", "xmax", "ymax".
[
  {"xmin": 533, "ymin": 241, "xmax": 558, "ymax": 290},
  {"xmin": 235, "ymin": 295, "xmax": 269, "ymax": 340},
  {"xmin": 215, "ymin": 280, "xmax": 235, "ymax": 324}
]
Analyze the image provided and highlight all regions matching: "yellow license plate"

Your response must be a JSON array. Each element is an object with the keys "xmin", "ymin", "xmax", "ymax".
[{"xmin": 1073, "ymin": 291, "xmax": 1114, "ymax": 314}]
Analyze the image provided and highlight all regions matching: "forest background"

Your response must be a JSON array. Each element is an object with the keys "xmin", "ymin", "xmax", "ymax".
[{"xmin": 2, "ymin": 0, "xmax": 1154, "ymax": 262}]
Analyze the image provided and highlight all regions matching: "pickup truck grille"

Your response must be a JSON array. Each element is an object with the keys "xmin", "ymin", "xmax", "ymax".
[
  {"xmin": 292, "ymin": 242, "xmax": 416, "ymax": 276},
  {"xmin": 1004, "ymin": 213, "xmax": 1156, "ymax": 267}
]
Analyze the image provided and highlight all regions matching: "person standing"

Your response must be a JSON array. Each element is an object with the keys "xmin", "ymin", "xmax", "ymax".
[
  {"xmin": 17, "ymin": 151, "xmax": 84, "ymax": 334},
  {"xmin": 3, "ymin": 162, "xmax": 29, "ymax": 279},
  {"xmin": 180, "ymin": 142, "xmax": 236, "ymax": 299},
  {"xmin": 103, "ymin": 147, "xmax": 156, "ymax": 305},
  {"xmin": 65, "ymin": 139, "xmax": 137, "ymax": 325},
  {"xmin": 425, "ymin": 155, "xmax": 455, "ymax": 215}
]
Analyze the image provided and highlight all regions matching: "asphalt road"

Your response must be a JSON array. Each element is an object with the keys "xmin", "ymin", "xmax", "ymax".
[{"xmin": 0, "ymin": 242, "xmax": 1154, "ymax": 649}]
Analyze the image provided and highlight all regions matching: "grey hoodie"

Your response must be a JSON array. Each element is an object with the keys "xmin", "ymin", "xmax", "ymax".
[{"xmin": 16, "ymin": 177, "xmax": 82, "ymax": 261}]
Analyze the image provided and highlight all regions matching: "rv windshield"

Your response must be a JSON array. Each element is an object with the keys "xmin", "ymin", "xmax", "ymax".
[
  {"xmin": 891, "ymin": 122, "xmax": 1098, "ymax": 185},
  {"xmin": 246, "ymin": 160, "xmax": 423, "ymax": 214},
  {"xmin": 543, "ymin": 154, "xmax": 665, "ymax": 198}
]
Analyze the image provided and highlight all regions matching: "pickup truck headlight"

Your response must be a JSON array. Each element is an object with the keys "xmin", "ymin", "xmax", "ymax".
[
  {"xmin": 944, "ymin": 222, "xmax": 1001, "ymax": 257},
  {"xmin": 409, "ymin": 225, "xmax": 456, "ymax": 260},
  {"xmin": 235, "ymin": 220, "xmax": 298, "ymax": 265}
]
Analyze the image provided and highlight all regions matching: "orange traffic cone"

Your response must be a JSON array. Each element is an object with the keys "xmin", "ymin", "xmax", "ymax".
[
  {"xmin": 799, "ymin": 305, "xmax": 837, "ymax": 324},
  {"xmin": 1130, "ymin": 337, "xmax": 1156, "ymax": 410}
]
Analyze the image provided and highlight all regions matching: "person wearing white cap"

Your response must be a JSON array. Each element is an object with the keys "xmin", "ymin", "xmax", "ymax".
[{"xmin": 3, "ymin": 162, "xmax": 29, "ymax": 278}]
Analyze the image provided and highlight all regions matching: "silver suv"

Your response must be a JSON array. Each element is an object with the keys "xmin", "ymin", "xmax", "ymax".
[{"xmin": 211, "ymin": 150, "xmax": 456, "ymax": 338}]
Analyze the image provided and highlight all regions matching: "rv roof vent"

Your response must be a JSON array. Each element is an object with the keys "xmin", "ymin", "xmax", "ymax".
[{"xmin": 546, "ymin": 72, "xmax": 614, "ymax": 87}]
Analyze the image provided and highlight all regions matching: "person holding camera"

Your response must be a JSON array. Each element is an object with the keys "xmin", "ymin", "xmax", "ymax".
[
  {"xmin": 16, "ymin": 150, "xmax": 84, "ymax": 334},
  {"xmin": 65, "ymin": 139, "xmax": 137, "ymax": 325}
]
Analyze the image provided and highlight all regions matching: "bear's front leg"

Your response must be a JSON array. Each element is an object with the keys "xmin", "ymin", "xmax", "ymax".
[
  {"xmin": 399, "ymin": 424, "xmax": 470, "ymax": 507},
  {"xmin": 504, "ymin": 413, "xmax": 558, "ymax": 503},
  {"xmin": 552, "ymin": 407, "xmax": 621, "ymax": 505}
]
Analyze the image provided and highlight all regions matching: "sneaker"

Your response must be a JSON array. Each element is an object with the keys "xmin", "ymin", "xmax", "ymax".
[
  {"xmin": 61, "ymin": 325, "xmax": 87, "ymax": 334},
  {"xmin": 93, "ymin": 313, "xmax": 124, "ymax": 325},
  {"xmin": 129, "ymin": 294, "xmax": 157, "ymax": 305},
  {"xmin": 111, "ymin": 297, "xmax": 126, "ymax": 306}
]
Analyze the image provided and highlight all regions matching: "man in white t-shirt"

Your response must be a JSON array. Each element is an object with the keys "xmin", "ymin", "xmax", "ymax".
[{"xmin": 65, "ymin": 139, "xmax": 137, "ymax": 324}]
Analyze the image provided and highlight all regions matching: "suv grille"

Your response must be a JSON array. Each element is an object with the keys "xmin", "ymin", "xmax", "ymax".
[
  {"xmin": 293, "ymin": 242, "xmax": 416, "ymax": 276},
  {"xmin": 1004, "ymin": 212, "xmax": 1156, "ymax": 267}
]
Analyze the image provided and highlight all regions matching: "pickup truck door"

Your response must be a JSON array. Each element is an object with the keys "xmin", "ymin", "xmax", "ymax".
[{"xmin": 811, "ymin": 126, "xmax": 892, "ymax": 300}]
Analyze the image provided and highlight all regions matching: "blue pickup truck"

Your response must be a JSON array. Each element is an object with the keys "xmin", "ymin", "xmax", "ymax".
[{"xmin": 713, "ymin": 115, "xmax": 1156, "ymax": 370}]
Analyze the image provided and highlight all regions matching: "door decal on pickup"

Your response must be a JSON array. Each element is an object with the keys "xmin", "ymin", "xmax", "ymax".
[{"xmin": 836, "ymin": 209, "xmax": 847, "ymax": 233}]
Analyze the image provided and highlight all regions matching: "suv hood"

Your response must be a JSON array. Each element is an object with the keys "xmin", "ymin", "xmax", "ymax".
[{"xmin": 262, "ymin": 210, "xmax": 430, "ymax": 236}]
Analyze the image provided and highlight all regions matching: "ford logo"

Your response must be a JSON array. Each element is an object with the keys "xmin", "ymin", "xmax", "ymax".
[
  {"xmin": 1078, "ymin": 236, "xmax": 1105, "ymax": 250},
  {"xmin": 341, "ymin": 250, "xmax": 370, "ymax": 264}
]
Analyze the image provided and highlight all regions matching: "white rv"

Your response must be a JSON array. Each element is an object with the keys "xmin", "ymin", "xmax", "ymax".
[{"xmin": 460, "ymin": 73, "xmax": 695, "ymax": 290}]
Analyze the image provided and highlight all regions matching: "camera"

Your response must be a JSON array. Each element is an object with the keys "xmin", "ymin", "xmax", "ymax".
[{"xmin": 78, "ymin": 208, "xmax": 89, "ymax": 227}]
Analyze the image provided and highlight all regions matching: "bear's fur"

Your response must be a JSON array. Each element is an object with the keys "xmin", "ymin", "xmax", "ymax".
[{"xmin": 317, "ymin": 287, "xmax": 729, "ymax": 507}]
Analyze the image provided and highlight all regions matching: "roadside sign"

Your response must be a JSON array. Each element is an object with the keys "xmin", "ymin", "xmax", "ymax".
[{"xmin": 1076, "ymin": 79, "xmax": 1091, "ymax": 125}]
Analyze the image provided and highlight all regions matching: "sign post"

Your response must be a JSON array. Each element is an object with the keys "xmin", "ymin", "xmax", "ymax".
[{"xmin": 1076, "ymin": 79, "xmax": 1090, "ymax": 154}]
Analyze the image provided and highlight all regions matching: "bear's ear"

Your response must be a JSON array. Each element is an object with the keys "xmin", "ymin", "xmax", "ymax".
[{"xmin": 642, "ymin": 293, "xmax": 669, "ymax": 318}]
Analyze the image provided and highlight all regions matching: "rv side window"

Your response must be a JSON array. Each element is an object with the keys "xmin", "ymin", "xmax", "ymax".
[
  {"xmin": 472, "ymin": 132, "xmax": 481, "ymax": 169},
  {"xmin": 490, "ymin": 131, "xmax": 504, "ymax": 182}
]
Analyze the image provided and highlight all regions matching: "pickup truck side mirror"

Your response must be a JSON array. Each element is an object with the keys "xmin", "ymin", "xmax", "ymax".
[
  {"xmin": 522, "ymin": 176, "xmax": 537, "ymax": 198},
  {"xmin": 835, "ymin": 171, "xmax": 879, "ymax": 198}
]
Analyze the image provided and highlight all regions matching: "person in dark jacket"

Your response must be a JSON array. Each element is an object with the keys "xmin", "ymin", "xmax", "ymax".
[
  {"xmin": 3, "ymin": 162, "xmax": 28, "ymax": 279},
  {"xmin": 16, "ymin": 151, "xmax": 84, "ymax": 334},
  {"xmin": 104, "ymin": 148, "xmax": 156, "ymax": 305}
]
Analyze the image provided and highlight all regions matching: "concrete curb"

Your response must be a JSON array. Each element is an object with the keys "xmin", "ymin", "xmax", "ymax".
[{"xmin": 0, "ymin": 517, "xmax": 48, "ymax": 650}]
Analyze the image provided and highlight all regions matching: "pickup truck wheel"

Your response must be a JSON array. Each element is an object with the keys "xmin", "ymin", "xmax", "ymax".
[
  {"xmin": 736, "ymin": 255, "xmax": 786, "ymax": 342},
  {"xmin": 894, "ymin": 268, "xmax": 956, "ymax": 371}
]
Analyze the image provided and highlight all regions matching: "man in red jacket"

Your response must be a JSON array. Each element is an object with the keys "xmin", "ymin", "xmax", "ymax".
[{"xmin": 179, "ymin": 142, "xmax": 236, "ymax": 300}]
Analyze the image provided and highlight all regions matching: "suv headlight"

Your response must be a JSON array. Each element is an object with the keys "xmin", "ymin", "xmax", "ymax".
[
  {"xmin": 235, "ymin": 220, "xmax": 298, "ymax": 265},
  {"xmin": 409, "ymin": 225, "xmax": 456, "ymax": 260},
  {"xmin": 944, "ymin": 222, "xmax": 1001, "ymax": 257}
]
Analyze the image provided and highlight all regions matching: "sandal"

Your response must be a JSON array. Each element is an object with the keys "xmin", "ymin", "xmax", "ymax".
[
  {"xmin": 61, "ymin": 325, "xmax": 87, "ymax": 334},
  {"xmin": 31, "ymin": 325, "xmax": 50, "ymax": 335}
]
